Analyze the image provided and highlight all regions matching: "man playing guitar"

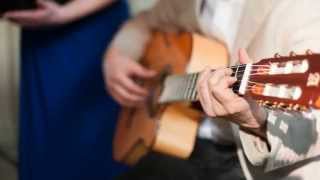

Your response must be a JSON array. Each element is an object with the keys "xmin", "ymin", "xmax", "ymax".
[{"xmin": 104, "ymin": 0, "xmax": 320, "ymax": 179}]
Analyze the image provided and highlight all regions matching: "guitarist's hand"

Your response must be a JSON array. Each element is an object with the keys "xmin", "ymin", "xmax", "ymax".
[
  {"xmin": 103, "ymin": 48, "xmax": 156, "ymax": 107},
  {"xmin": 197, "ymin": 49, "xmax": 267, "ymax": 138}
]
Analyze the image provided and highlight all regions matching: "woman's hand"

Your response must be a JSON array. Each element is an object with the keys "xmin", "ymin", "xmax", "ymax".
[
  {"xmin": 3, "ymin": 0, "xmax": 68, "ymax": 27},
  {"xmin": 197, "ymin": 49, "xmax": 267, "ymax": 138}
]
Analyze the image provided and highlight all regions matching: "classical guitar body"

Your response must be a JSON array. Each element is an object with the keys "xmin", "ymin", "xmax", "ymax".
[
  {"xmin": 114, "ymin": 31, "xmax": 320, "ymax": 165},
  {"xmin": 113, "ymin": 32, "xmax": 228, "ymax": 165}
]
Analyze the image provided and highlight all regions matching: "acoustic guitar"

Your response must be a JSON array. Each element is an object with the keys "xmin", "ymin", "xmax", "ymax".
[{"xmin": 113, "ymin": 32, "xmax": 320, "ymax": 165}]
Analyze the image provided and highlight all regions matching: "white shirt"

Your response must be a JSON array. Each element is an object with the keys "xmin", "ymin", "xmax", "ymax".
[{"xmin": 197, "ymin": 0, "xmax": 246, "ymax": 144}]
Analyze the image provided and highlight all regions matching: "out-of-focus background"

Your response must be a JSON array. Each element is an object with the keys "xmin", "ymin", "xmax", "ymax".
[
  {"xmin": 0, "ymin": 0, "xmax": 157, "ymax": 179},
  {"xmin": 0, "ymin": 21, "xmax": 19, "ymax": 180}
]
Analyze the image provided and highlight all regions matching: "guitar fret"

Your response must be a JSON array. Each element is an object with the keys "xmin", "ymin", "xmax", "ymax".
[
  {"xmin": 178, "ymin": 73, "xmax": 199, "ymax": 102},
  {"xmin": 231, "ymin": 67, "xmax": 237, "ymax": 77},
  {"xmin": 186, "ymin": 76, "xmax": 191, "ymax": 99},
  {"xmin": 184, "ymin": 75, "xmax": 191, "ymax": 100},
  {"xmin": 238, "ymin": 66, "xmax": 246, "ymax": 80},
  {"xmin": 190, "ymin": 73, "xmax": 199, "ymax": 101},
  {"xmin": 159, "ymin": 65, "xmax": 247, "ymax": 103},
  {"xmin": 232, "ymin": 67, "xmax": 239, "ymax": 91},
  {"xmin": 184, "ymin": 76, "xmax": 190, "ymax": 100},
  {"xmin": 188, "ymin": 74, "xmax": 197, "ymax": 100},
  {"xmin": 232, "ymin": 65, "xmax": 246, "ymax": 93},
  {"xmin": 181, "ymin": 76, "xmax": 188, "ymax": 100}
]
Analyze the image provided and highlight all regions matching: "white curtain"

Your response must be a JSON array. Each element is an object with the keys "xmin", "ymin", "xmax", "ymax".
[
  {"xmin": 0, "ymin": 21, "xmax": 19, "ymax": 180},
  {"xmin": 129, "ymin": 0, "xmax": 158, "ymax": 15}
]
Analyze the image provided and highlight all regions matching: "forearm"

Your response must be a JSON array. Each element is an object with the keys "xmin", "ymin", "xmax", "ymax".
[
  {"xmin": 108, "ymin": 12, "xmax": 152, "ymax": 61},
  {"xmin": 241, "ymin": 106, "xmax": 268, "ymax": 140},
  {"xmin": 59, "ymin": 0, "xmax": 115, "ymax": 23},
  {"xmin": 108, "ymin": 0, "xmax": 201, "ymax": 61}
]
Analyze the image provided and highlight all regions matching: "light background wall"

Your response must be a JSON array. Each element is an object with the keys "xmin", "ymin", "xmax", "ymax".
[
  {"xmin": 129, "ymin": 0, "xmax": 157, "ymax": 15},
  {"xmin": 0, "ymin": 21, "xmax": 19, "ymax": 180},
  {"xmin": 0, "ymin": 21, "xmax": 19, "ymax": 158}
]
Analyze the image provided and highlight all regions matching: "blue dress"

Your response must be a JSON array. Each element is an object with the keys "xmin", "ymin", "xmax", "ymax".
[{"xmin": 19, "ymin": 1, "xmax": 129, "ymax": 180}]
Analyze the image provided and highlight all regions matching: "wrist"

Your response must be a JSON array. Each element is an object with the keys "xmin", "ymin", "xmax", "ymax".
[
  {"xmin": 242, "ymin": 108, "xmax": 268, "ymax": 139},
  {"xmin": 256, "ymin": 107, "xmax": 268, "ymax": 128},
  {"xmin": 249, "ymin": 121, "xmax": 267, "ymax": 139}
]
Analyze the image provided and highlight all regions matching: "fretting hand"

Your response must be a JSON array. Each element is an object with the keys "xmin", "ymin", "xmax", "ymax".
[{"xmin": 197, "ymin": 49, "xmax": 268, "ymax": 138}]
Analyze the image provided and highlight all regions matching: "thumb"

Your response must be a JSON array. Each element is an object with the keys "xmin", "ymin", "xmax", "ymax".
[
  {"xmin": 129, "ymin": 61, "xmax": 156, "ymax": 79},
  {"xmin": 238, "ymin": 48, "xmax": 252, "ymax": 64}
]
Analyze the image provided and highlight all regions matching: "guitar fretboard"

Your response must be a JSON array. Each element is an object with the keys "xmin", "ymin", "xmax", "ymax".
[{"xmin": 158, "ymin": 64, "xmax": 248, "ymax": 103}]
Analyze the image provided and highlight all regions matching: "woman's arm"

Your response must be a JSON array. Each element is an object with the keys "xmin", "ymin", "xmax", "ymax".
[
  {"xmin": 59, "ymin": 0, "xmax": 115, "ymax": 24},
  {"xmin": 3, "ymin": 0, "xmax": 116, "ymax": 27}
]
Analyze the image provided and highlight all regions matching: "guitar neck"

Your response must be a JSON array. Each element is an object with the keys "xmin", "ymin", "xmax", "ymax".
[{"xmin": 158, "ymin": 64, "xmax": 249, "ymax": 103}]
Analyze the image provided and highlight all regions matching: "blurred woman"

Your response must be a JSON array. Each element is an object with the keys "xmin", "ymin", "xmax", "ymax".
[{"xmin": 4, "ymin": 0, "xmax": 129, "ymax": 179}]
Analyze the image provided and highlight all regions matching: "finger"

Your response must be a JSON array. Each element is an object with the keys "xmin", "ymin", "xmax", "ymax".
[
  {"xmin": 5, "ymin": 18, "xmax": 40, "ymax": 27},
  {"xmin": 223, "ymin": 76, "xmax": 238, "ymax": 89},
  {"xmin": 197, "ymin": 67, "xmax": 211, "ymax": 86},
  {"xmin": 210, "ymin": 76, "xmax": 240, "ymax": 116},
  {"xmin": 117, "ymin": 75, "xmax": 149, "ymax": 96},
  {"xmin": 109, "ymin": 89, "xmax": 134, "ymax": 107},
  {"xmin": 198, "ymin": 70, "xmax": 231, "ymax": 117},
  {"xmin": 238, "ymin": 48, "xmax": 252, "ymax": 64},
  {"xmin": 197, "ymin": 69, "xmax": 216, "ymax": 116},
  {"xmin": 198, "ymin": 83, "xmax": 216, "ymax": 117},
  {"xmin": 109, "ymin": 85, "xmax": 144, "ymax": 107},
  {"xmin": 208, "ymin": 72, "xmax": 236, "ymax": 116},
  {"xmin": 4, "ymin": 11, "xmax": 31, "ymax": 18},
  {"xmin": 129, "ymin": 62, "xmax": 156, "ymax": 79},
  {"xmin": 107, "ymin": 88, "xmax": 124, "ymax": 104},
  {"xmin": 224, "ymin": 68, "xmax": 233, "ymax": 76},
  {"xmin": 208, "ymin": 68, "xmax": 233, "ymax": 91},
  {"xmin": 111, "ymin": 84, "xmax": 146, "ymax": 104},
  {"xmin": 210, "ymin": 76, "xmax": 238, "ymax": 102},
  {"xmin": 208, "ymin": 94, "xmax": 227, "ymax": 117},
  {"xmin": 3, "ymin": 10, "xmax": 48, "ymax": 27},
  {"xmin": 4, "ymin": 8, "xmax": 47, "ymax": 19}
]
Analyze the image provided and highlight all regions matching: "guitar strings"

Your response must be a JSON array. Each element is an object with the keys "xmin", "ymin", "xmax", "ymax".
[
  {"xmin": 174, "ymin": 65, "xmax": 272, "ymax": 98},
  {"xmin": 183, "ymin": 65, "xmax": 271, "ymax": 81},
  {"xmin": 228, "ymin": 64, "xmax": 270, "ymax": 68}
]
